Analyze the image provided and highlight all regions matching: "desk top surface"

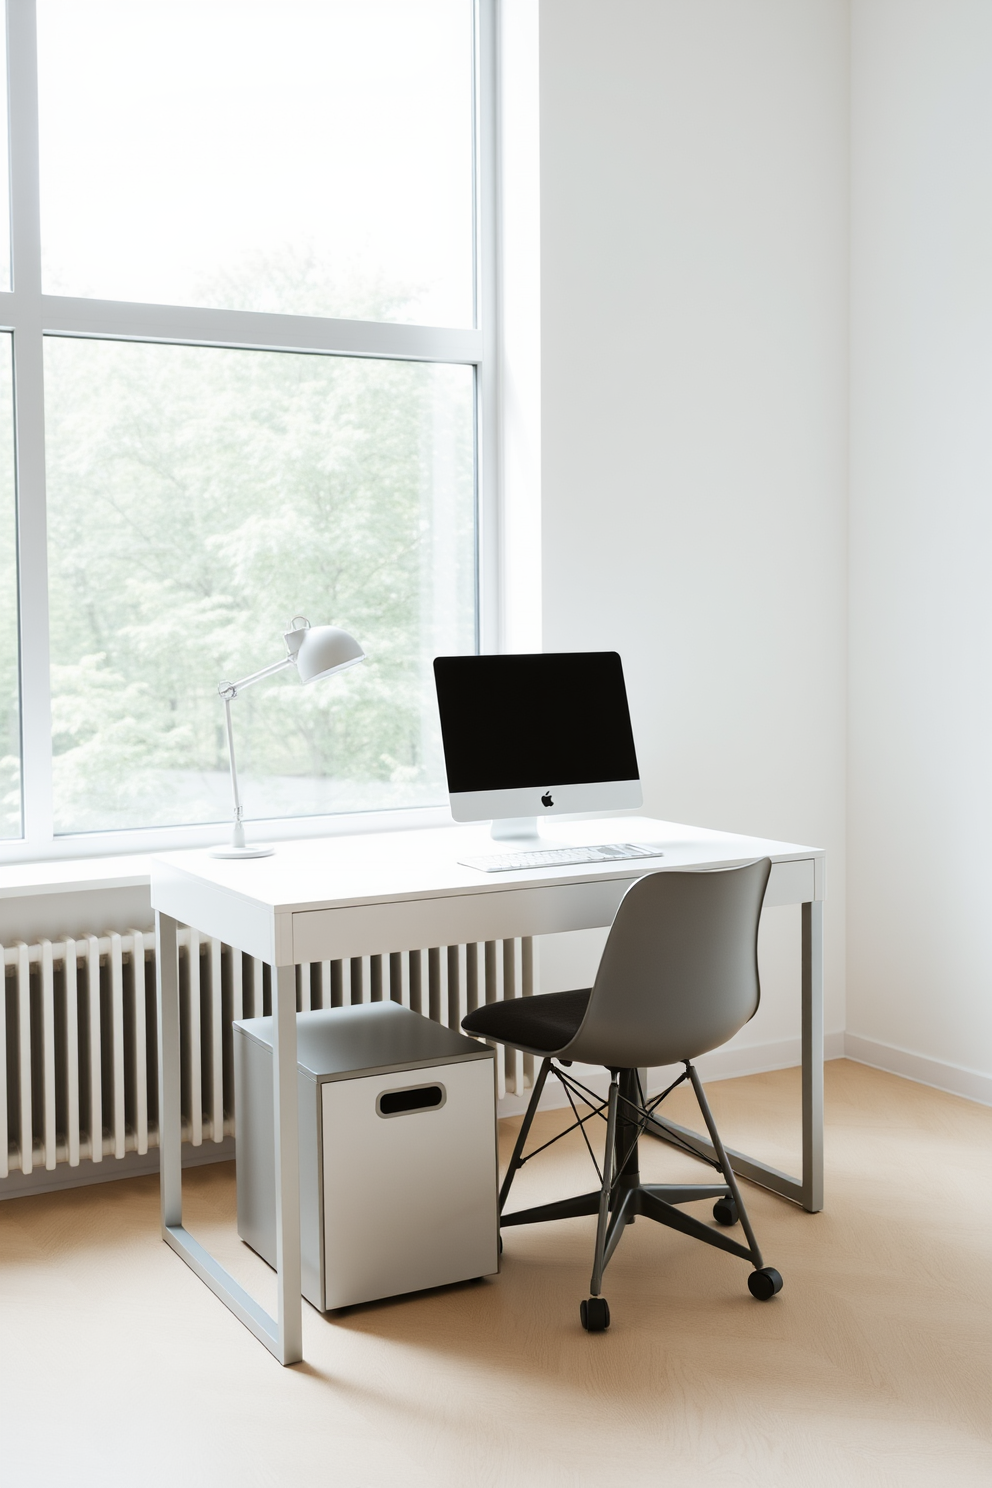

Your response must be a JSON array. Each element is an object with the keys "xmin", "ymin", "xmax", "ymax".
[{"xmin": 150, "ymin": 816, "xmax": 823, "ymax": 917}]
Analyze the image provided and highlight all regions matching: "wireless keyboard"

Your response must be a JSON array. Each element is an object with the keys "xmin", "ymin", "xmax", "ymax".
[{"xmin": 459, "ymin": 842, "xmax": 664, "ymax": 873}]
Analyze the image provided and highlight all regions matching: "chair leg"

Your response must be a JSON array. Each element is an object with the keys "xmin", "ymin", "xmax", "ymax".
[
  {"xmin": 589, "ymin": 1072, "xmax": 620, "ymax": 1297},
  {"xmin": 501, "ymin": 1190, "xmax": 602, "ymax": 1227},
  {"xmin": 687, "ymin": 1063, "xmax": 764, "ymax": 1270},
  {"xmin": 499, "ymin": 1056, "xmax": 553, "ymax": 1214},
  {"xmin": 600, "ymin": 1185, "xmax": 638, "ymax": 1272}
]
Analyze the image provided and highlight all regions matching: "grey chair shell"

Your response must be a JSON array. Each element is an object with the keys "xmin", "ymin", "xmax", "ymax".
[
  {"xmin": 557, "ymin": 858, "xmax": 771, "ymax": 1069},
  {"xmin": 461, "ymin": 856, "xmax": 783, "ymax": 1329}
]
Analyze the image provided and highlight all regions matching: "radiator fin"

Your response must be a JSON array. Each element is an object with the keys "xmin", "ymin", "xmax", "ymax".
[{"xmin": 2, "ymin": 932, "xmax": 533, "ymax": 1177}]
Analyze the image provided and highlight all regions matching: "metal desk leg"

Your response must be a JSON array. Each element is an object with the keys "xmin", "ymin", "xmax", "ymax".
[
  {"xmin": 157, "ymin": 912, "xmax": 182, "ymax": 1230},
  {"xmin": 156, "ymin": 913, "xmax": 304, "ymax": 1364},
  {"xmin": 272, "ymin": 964, "xmax": 303, "ymax": 1361},
  {"xmin": 801, "ymin": 899, "xmax": 825, "ymax": 1212},
  {"xmin": 644, "ymin": 898, "xmax": 825, "ymax": 1212}
]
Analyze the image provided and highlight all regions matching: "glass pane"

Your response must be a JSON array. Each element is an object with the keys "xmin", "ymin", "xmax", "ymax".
[
  {"xmin": 0, "ymin": 337, "xmax": 19, "ymax": 838},
  {"xmin": 45, "ymin": 338, "xmax": 476, "ymax": 834},
  {"xmin": 38, "ymin": 0, "xmax": 475, "ymax": 326}
]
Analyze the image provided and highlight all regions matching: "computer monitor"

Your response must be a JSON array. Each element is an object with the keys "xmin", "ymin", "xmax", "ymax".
[{"xmin": 433, "ymin": 652, "xmax": 642, "ymax": 838}]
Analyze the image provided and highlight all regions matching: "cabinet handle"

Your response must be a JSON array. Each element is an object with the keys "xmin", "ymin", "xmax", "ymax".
[{"xmin": 376, "ymin": 1083, "xmax": 446, "ymax": 1118}]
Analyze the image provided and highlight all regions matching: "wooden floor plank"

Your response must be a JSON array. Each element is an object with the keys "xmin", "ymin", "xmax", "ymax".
[{"xmin": 0, "ymin": 1059, "xmax": 989, "ymax": 1487}]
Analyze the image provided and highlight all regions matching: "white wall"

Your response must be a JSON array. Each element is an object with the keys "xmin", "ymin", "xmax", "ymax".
[
  {"xmin": 535, "ymin": 0, "xmax": 850, "ymax": 1067},
  {"xmin": 847, "ymin": 0, "xmax": 992, "ymax": 1100}
]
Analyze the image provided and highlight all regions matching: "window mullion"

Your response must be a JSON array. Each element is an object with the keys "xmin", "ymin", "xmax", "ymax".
[
  {"xmin": 476, "ymin": 0, "xmax": 500, "ymax": 655},
  {"xmin": 7, "ymin": 0, "xmax": 53, "ymax": 846}
]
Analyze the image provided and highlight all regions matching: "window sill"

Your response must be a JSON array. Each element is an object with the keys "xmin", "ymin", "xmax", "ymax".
[
  {"xmin": 0, "ymin": 853, "xmax": 155, "ymax": 900},
  {"xmin": 0, "ymin": 804, "xmax": 456, "ymax": 888}
]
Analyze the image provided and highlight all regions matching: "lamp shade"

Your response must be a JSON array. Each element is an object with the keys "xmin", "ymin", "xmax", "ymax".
[{"xmin": 294, "ymin": 625, "xmax": 365, "ymax": 685}]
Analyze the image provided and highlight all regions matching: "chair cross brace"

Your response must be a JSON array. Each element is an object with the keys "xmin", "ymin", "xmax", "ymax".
[{"xmin": 499, "ymin": 1058, "xmax": 765, "ymax": 1298}]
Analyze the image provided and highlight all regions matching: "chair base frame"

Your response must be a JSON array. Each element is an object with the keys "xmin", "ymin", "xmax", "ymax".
[{"xmin": 500, "ymin": 1060, "xmax": 766, "ymax": 1298}]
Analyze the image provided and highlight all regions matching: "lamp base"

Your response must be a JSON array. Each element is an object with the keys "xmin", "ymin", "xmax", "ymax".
[{"xmin": 209, "ymin": 844, "xmax": 275, "ymax": 859}]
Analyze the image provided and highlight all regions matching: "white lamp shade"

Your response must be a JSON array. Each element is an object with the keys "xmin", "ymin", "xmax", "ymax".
[{"xmin": 295, "ymin": 625, "xmax": 365, "ymax": 684}]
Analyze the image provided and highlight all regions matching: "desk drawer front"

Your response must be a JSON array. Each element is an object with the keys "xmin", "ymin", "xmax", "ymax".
[
  {"xmin": 292, "ymin": 880, "xmax": 629, "ymax": 964},
  {"xmin": 292, "ymin": 861, "xmax": 820, "ymax": 966}
]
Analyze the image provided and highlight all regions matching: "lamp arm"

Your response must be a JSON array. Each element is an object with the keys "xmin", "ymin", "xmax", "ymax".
[
  {"xmin": 216, "ymin": 652, "xmax": 295, "ymax": 851},
  {"xmin": 221, "ymin": 691, "xmax": 246, "ymax": 848},
  {"xmin": 218, "ymin": 653, "xmax": 295, "ymax": 700}
]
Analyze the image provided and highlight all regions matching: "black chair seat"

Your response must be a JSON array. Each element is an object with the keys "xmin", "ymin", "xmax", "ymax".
[{"xmin": 462, "ymin": 988, "xmax": 591, "ymax": 1054}]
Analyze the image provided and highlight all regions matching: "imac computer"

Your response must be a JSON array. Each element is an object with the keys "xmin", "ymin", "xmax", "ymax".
[{"xmin": 433, "ymin": 652, "xmax": 645, "ymax": 855}]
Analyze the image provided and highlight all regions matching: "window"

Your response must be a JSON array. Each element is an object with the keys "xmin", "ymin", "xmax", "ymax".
[{"xmin": 1, "ymin": 0, "xmax": 495, "ymax": 855}]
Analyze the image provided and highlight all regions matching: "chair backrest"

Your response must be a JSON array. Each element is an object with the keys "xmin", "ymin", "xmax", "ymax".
[{"xmin": 558, "ymin": 859, "xmax": 772, "ymax": 1070}]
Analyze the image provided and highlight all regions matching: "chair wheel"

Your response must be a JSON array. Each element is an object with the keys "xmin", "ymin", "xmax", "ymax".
[
  {"xmin": 713, "ymin": 1197, "xmax": 738, "ymax": 1226},
  {"xmin": 748, "ymin": 1266, "xmax": 783, "ymax": 1301},
  {"xmin": 498, "ymin": 1234, "xmax": 503, "ymax": 1254},
  {"xmin": 579, "ymin": 1296, "xmax": 611, "ymax": 1332}
]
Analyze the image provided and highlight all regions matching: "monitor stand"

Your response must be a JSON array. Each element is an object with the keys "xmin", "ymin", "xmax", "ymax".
[{"xmin": 490, "ymin": 816, "xmax": 541, "ymax": 843}]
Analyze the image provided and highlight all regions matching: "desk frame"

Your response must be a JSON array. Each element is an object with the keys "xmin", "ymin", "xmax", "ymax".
[
  {"xmin": 644, "ymin": 900, "xmax": 823, "ymax": 1211},
  {"xmin": 154, "ymin": 829, "xmax": 824, "ymax": 1366},
  {"xmin": 157, "ymin": 916, "xmax": 303, "ymax": 1363}
]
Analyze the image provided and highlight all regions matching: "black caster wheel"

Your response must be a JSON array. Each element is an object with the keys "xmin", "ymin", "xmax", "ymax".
[
  {"xmin": 713, "ymin": 1196, "xmax": 738, "ymax": 1226},
  {"xmin": 748, "ymin": 1266, "xmax": 783, "ymax": 1301},
  {"xmin": 579, "ymin": 1297, "xmax": 611, "ymax": 1332},
  {"xmin": 498, "ymin": 1234, "xmax": 503, "ymax": 1254}
]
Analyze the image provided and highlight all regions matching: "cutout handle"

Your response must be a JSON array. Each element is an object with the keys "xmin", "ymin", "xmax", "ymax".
[{"xmin": 376, "ymin": 1083, "xmax": 446, "ymax": 1118}]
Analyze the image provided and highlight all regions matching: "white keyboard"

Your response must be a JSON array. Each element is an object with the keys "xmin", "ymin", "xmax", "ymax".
[{"xmin": 459, "ymin": 842, "xmax": 664, "ymax": 873}]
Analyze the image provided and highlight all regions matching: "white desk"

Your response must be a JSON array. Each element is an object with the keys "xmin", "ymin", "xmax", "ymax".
[{"xmin": 152, "ymin": 815, "xmax": 824, "ymax": 1364}]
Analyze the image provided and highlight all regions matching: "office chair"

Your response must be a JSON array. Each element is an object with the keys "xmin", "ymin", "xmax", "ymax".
[{"xmin": 462, "ymin": 859, "xmax": 783, "ymax": 1331}]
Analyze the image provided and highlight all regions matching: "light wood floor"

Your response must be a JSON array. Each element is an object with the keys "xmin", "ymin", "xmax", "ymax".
[{"xmin": 1, "ymin": 1060, "xmax": 989, "ymax": 1487}]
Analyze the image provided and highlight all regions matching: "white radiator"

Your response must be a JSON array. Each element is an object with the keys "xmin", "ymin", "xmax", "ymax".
[{"xmin": 1, "ymin": 931, "xmax": 534, "ymax": 1179}]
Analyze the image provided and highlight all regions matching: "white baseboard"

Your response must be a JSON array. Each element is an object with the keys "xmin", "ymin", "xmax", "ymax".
[
  {"xmin": 496, "ymin": 1030, "xmax": 847, "ymax": 1119},
  {"xmin": 843, "ymin": 1033, "xmax": 992, "ymax": 1107},
  {"xmin": 0, "ymin": 1137, "xmax": 236, "ymax": 1203},
  {"xmin": 494, "ymin": 1030, "xmax": 991, "ymax": 1120},
  {"xmin": 695, "ymin": 1030, "xmax": 846, "ymax": 1083}
]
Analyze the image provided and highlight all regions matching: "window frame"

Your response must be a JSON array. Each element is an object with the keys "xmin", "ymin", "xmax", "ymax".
[{"xmin": 0, "ymin": 0, "xmax": 499, "ymax": 862}]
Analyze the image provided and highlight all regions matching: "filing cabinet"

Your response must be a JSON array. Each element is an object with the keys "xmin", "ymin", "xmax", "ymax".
[{"xmin": 234, "ymin": 1001, "xmax": 499, "ymax": 1310}]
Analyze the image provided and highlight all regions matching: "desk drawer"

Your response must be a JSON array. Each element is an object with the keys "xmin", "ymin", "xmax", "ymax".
[
  {"xmin": 292, "ymin": 879, "xmax": 632, "ymax": 963},
  {"xmin": 292, "ymin": 859, "xmax": 820, "ymax": 963}
]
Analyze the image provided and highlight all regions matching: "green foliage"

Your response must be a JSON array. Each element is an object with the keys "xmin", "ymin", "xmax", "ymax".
[{"xmin": 44, "ymin": 331, "xmax": 476, "ymax": 832}]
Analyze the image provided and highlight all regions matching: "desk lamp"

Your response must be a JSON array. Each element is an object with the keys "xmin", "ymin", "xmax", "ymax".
[{"xmin": 212, "ymin": 617, "xmax": 365, "ymax": 859}]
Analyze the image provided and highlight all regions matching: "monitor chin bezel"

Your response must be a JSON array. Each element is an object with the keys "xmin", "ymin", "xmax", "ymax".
[{"xmin": 448, "ymin": 779, "xmax": 643, "ymax": 825}]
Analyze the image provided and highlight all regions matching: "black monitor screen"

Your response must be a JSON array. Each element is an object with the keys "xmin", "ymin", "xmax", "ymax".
[{"xmin": 433, "ymin": 652, "xmax": 639, "ymax": 793}]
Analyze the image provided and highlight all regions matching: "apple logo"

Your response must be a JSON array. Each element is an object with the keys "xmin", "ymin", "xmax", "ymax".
[{"xmin": 541, "ymin": 791, "xmax": 554, "ymax": 808}]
